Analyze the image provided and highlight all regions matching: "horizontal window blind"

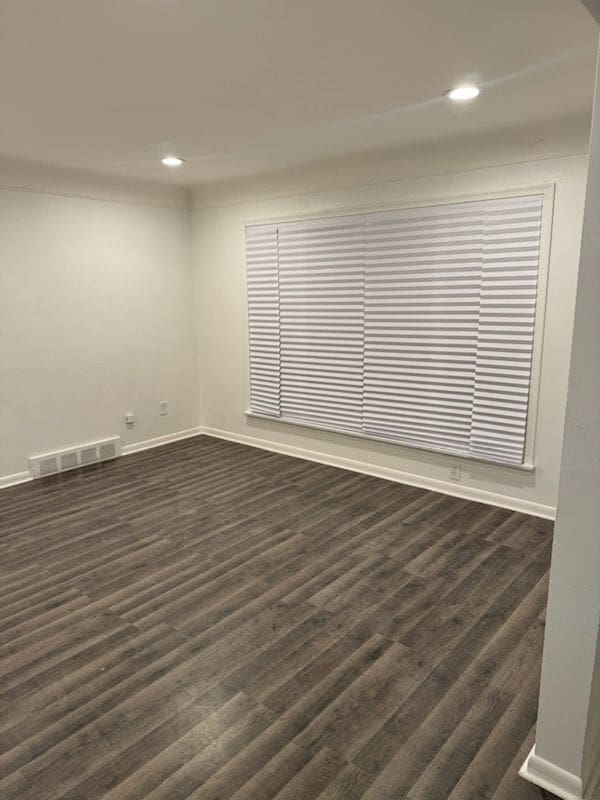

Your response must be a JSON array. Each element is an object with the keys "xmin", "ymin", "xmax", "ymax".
[
  {"xmin": 278, "ymin": 215, "xmax": 366, "ymax": 433},
  {"xmin": 245, "ymin": 193, "xmax": 543, "ymax": 466},
  {"xmin": 245, "ymin": 223, "xmax": 280, "ymax": 416},
  {"xmin": 469, "ymin": 196, "xmax": 543, "ymax": 464},
  {"xmin": 363, "ymin": 201, "xmax": 486, "ymax": 457}
]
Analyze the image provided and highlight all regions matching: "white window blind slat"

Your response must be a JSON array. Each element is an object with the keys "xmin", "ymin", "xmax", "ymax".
[
  {"xmin": 468, "ymin": 197, "xmax": 542, "ymax": 464},
  {"xmin": 245, "ymin": 193, "xmax": 543, "ymax": 465},
  {"xmin": 277, "ymin": 214, "xmax": 366, "ymax": 433},
  {"xmin": 245, "ymin": 224, "xmax": 280, "ymax": 417},
  {"xmin": 363, "ymin": 201, "xmax": 486, "ymax": 456}
]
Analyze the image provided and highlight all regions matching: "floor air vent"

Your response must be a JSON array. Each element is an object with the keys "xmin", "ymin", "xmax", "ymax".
[{"xmin": 29, "ymin": 437, "xmax": 121, "ymax": 479}]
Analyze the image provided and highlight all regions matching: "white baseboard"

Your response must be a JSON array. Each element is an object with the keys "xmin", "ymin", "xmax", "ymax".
[
  {"xmin": 519, "ymin": 746, "xmax": 585, "ymax": 800},
  {"xmin": 0, "ymin": 471, "xmax": 32, "ymax": 490},
  {"xmin": 201, "ymin": 426, "xmax": 556, "ymax": 520},
  {"xmin": 0, "ymin": 428, "xmax": 204, "ymax": 491},
  {"xmin": 0, "ymin": 426, "xmax": 557, "ymax": 522},
  {"xmin": 121, "ymin": 427, "xmax": 203, "ymax": 456},
  {"xmin": 580, "ymin": 730, "xmax": 600, "ymax": 800}
]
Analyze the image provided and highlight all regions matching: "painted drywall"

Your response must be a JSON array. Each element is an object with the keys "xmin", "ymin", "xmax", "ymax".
[
  {"xmin": 0, "ymin": 154, "xmax": 190, "ymax": 210},
  {"xmin": 0, "ymin": 186, "xmax": 200, "ymax": 480},
  {"xmin": 530, "ymin": 43, "xmax": 600, "ymax": 795},
  {"xmin": 191, "ymin": 149, "xmax": 588, "ymax": 517},
  {"xmin": 582, "ymin": 1, "xmax": 600, "ymax": 25},
  {"xmin": 192, "ymin": 115, "xmax": 590, "ymax": 208}
]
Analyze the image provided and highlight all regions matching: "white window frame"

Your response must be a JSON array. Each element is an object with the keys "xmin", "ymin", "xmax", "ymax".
[{"xmin": 243, "ymin": 183, "xmax": 556, "ymax": 471}]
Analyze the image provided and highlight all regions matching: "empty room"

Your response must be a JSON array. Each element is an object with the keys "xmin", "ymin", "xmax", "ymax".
[{"xmin": 2, "ymin": 1, "xmax": 600, "ymax": 799}]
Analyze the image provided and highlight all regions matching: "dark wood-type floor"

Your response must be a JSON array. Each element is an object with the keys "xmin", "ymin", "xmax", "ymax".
[{"xmin": 0, "ymin": 435, "xmax": 555, "ymax": 800}]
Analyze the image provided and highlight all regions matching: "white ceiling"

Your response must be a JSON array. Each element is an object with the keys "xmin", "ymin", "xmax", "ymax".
[{"xmin": 1, "ymin": 0, "xmax": 598, "ymax": 186}]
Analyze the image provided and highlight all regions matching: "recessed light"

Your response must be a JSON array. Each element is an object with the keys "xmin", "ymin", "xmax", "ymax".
[
  {"xmin": 161, "ymin": 156, "xmax": 185, "ymax": 167},
  {"xmin": 445, "ymin": 85, "xmax": 481, "ymax": 102}
]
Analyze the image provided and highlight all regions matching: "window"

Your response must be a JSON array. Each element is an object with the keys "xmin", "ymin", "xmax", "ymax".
[{"xmin": 245, "ymin": 193, "xmax": 544, "ymax": 466}]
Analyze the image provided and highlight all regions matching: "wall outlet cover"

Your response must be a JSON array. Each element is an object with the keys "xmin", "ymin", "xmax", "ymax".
[{"xmin": 449, "ymin": 464, "xmax": 462, "ymax": 481}]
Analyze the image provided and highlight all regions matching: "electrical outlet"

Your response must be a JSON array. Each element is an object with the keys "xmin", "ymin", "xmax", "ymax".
[
  {"xmin": 125, "ymin": 412, "xmax": 135, "ymax": 428},
  {"xmin": 449, "ymin": 463, "xmax": 462, "ymax": 481},
  {"xmin": 159, "ymin": 400, "xmax": 168, "ymax": 416}
]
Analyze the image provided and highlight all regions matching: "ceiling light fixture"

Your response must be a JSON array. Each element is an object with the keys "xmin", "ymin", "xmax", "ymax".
[
  {"xmin": 161, "ymin": 155, "xmax": 185, "ymax": 167},
  {"xmin": 444, "ymin": 85, "xmax": 481, "ymax": 102}
]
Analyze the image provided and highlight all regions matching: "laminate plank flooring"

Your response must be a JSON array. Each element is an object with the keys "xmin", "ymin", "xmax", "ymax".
[{"xmin": 0, "ymin": 435, "xmax": 555, "ymax": 799}]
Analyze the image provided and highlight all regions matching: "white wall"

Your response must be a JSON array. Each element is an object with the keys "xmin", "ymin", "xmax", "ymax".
[
  {"xmin": 191, "ymin": 147, "xmax": 588, "ymax": 517},
  {"xmin": 520, "ymin": 39, "xmax": 600, "ymax": 800},
  {"xmin": 0, "ymin": 130, "xmax": 589, "ymax": 515},
  {"xmin": 0, "ymin": 185, "xmax": 200, "ymax": 481}
]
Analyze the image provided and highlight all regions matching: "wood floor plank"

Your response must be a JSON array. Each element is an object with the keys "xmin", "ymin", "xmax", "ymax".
[
  {"xmin": 265, "ymin": 746, "xmax": 347, "ymax": 800},
  {"xmin": 224, "ymin": 741, "xmax": 313, "ymax": 800},
  {"xmin": 0, "ymin": 435, "xmax": 552, "ymax": 800}
]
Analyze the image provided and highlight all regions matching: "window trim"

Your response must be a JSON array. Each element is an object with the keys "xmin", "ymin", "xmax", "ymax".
[
  {"xmin": 245, "ymin": 407, "xmax": 536, "ymax": 472},
  {"xmin": 242, "ymin": 183, "xmax": 556, "ymax": 471}
]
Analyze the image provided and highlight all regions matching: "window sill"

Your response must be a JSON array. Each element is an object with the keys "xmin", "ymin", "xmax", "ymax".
[{"xmin": 245, "ymin": 410, "xmax": 536, "ymax": 473}]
